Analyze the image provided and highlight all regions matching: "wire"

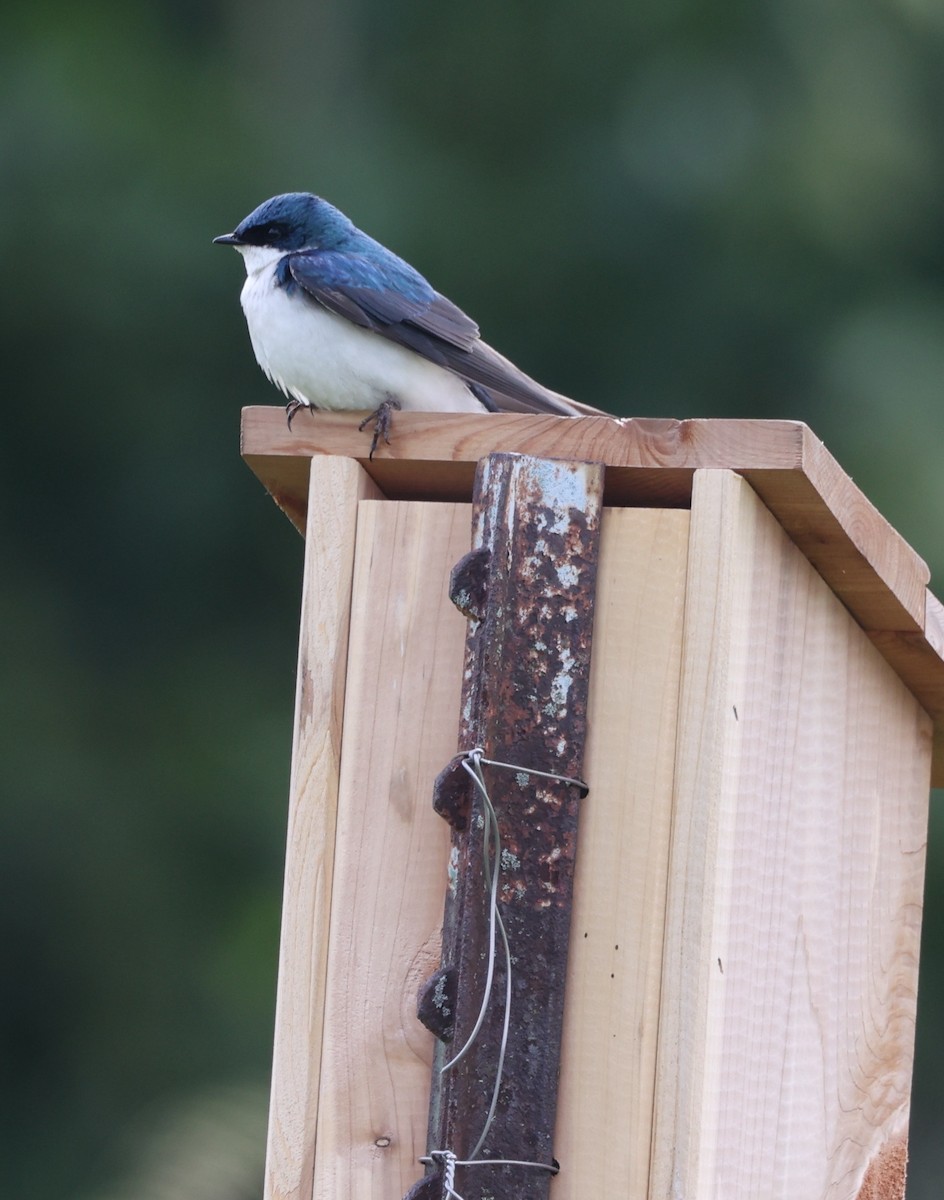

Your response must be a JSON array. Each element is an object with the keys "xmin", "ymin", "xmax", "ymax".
[{"xmin": 423, "ymin": 747, "xmax": 583, "ymax": 1199}]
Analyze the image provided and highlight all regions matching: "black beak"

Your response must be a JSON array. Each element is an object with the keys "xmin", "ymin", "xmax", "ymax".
[{"xmin": 213, "ymin": 232, "xmax": 241, "ymax": 245}]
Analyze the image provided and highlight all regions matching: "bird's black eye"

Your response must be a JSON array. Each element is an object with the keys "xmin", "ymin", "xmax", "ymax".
[{"xmin": 243, "ymin": 221, "xmax": 287, "ymax": 246}]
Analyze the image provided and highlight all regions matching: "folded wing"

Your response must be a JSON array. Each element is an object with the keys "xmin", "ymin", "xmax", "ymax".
[{"xmin": 284, "ymin": 249, "xmax": 603, "ymax": 417}]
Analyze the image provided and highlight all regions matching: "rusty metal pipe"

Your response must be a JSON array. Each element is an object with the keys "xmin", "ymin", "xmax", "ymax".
[{"xmin": 406, "ymin": 452, "xmax": 604, "ymax": 1200}]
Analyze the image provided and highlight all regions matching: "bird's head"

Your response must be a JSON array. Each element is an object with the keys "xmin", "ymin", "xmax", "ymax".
[{"xmin": 213, "ymin": 193, "xmax": 356, "ymax": 254}]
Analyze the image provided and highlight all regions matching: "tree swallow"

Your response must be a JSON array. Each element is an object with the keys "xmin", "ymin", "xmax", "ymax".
[{"xmin": 214, "ymin": 193, "xmax": 602, "ymax": 452}]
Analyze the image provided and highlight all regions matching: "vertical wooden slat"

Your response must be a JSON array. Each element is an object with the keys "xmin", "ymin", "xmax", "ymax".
[
  {"xmin": 312, "ymin": 501, "xmax": 471, "ymax": 1200},
  {"xmin": 651, "ymin": 470, "xmax": 931, "ymax": 1199},
  {"xmin": 264, "ymin": 458, "xmax": 383, "ymax": 1200},
  {"xmin": 266, "ymin": 465, "xmax": 931, "ymax": 1200},
  {"xmin": 552, "ymin": 508, "xmax": 690, "ymax": 1199}
]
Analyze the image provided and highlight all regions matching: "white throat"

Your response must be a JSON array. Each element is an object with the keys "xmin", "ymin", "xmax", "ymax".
[{"xmin": 235, "ymin": 244, "xmax": 285, "ymax": 278}]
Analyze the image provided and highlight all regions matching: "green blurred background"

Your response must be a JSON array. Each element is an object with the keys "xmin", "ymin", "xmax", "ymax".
[{"xmin": 3, "ymin": 0, "xmax": 944, "ymax": 1195}]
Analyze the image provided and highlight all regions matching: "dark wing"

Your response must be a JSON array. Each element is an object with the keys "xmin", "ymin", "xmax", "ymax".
[
  {"xmin": 285, "ymin": 249, "xmax": 478, "ymax": 353},
  {"xmin": 284, "ymin": 250, "xmax": 599, "ymax": 416}
]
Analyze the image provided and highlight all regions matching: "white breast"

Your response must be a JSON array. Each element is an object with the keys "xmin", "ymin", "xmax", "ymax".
[{"xmin": 235, "ymin": 247, "xmax": 484, "ymax": 414}]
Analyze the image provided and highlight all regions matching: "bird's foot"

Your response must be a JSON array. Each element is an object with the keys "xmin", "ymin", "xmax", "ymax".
[
  {"xmin": 358, "ymin": 396, "xmax": 402, "ymax": 460},
  {"xmin": 285, "ymin": 397, "xmax": 312, "ymax": 430}
]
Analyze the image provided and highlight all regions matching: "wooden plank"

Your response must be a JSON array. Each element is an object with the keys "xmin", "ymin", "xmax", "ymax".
[
  {"xmin": 651, "ymin": 470, "xmax": 931, "ymax": 1199},
  {"xmin": 927, "ymin": 592, "xmax": 944, "ymax": 784},
  {"xmin": 868, "ymin": 591, "xmax": 944, "ymax": 786},
  {"xmin": 743, "ymin": 424, "xmax": 928, "ymax": 631},
  {"xmin": 239, "ymin": 408, "xmax": 929, "ymax": 629},
  {"xmin": 247, "ymin": 453, "xmax": 314, "ymax": 536},
  {"xmin": 242, "ymin": 407, "xmax": 944, "ymax": 790},
  {"xmin": 284, "ymin": 501, "xmax": 692, "ymax": 1200},
  {"xmin": 264, "ymin": 459, "xmax": 383, "ymax": 1200},
  {"xmin": 552, "ymin": 508, "xmax": 690, "ymax": 1199},
  {"xmin": 241, "ymin": 409, "xmax": 807, "ymax": 510},
  {"xmin": 311, "ymin": 501, "xmax": 471, "ymax": 1200}
]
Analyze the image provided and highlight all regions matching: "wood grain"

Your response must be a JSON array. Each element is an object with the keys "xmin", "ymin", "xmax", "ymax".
[
  {"xmin": 651, "ymin": 470, "xmax": 931, "ymax": 1199},
  {"xmin": 311, "ymin": 501, "xmax": 470, "ymax": 1200},
  {"xmin": 241, "ymin": 408, "xmax": 944, "ymax": 784},
  {"xmin": 552, "ymin": 508, "xmax": 690, "ymax": 1199},
  {"xmin": 264, "ymin": 459, "xmax": 383, "ymax": 1200},
  {"xmin": 283, "ymin": 501, "xmax": 694, "ymax": 1199},
  {"xmin": 241, "ymin": 409, "xmax": 809, "ymax": 511},
  {"xmin": 868, "ymin": 591, "xmax": 944, "ymax": 785},
  {"xmin": 265, "ymin": 473, "xmax": 932, "ymax": 1198},
  {"xmin": 240, "ymin": 410, "xmax": 928, "ymax": 619}
]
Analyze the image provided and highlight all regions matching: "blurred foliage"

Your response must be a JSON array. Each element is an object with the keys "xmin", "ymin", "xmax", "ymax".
[{"xmin": 2, "ymin": 0, "xmax": 944, "ymax": 1195}]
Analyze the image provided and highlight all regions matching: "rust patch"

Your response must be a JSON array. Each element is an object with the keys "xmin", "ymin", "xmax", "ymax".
[{"xmin": 406, "ymin": 452, "xmax": 604, "ymax": 1200}]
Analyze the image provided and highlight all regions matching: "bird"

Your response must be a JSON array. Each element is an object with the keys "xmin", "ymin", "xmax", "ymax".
[{"xmin": 213, "ymin": 192, "xmax": 603, "ymax": 454}]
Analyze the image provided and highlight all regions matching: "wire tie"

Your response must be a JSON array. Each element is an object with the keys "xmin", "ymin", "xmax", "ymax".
[
  {"xmin": 422, "ymin": 1152, "xmax": 560, "ymax": 1177},
  {"xmin": 464, "ymin": 747, "xmax": 589, "ymax": 796}
]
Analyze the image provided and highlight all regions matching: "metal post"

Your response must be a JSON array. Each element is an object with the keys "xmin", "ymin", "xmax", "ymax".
[{"xmin": 406, "ymin": 452, "xmax": 604, "ymax": 1200}]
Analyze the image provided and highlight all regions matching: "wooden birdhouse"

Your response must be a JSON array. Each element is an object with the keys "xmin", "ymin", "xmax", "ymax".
[{"xmin": 241, "ymin": 410, "xmax": 943, "ymax": 1200}]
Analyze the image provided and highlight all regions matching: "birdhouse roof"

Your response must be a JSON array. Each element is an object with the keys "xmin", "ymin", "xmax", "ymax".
[{"xmin": 241, "ymin": 409, "xmax": 944, "ymax": 785}]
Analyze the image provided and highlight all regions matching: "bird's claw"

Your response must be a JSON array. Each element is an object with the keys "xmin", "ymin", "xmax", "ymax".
[
  {"xmin": 285, "ymin": 398, "xmax": 311, "ymax": 430},
  {"xmin": 359, "ymin": 397, "xmax": 402, "ymax": 460}
]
